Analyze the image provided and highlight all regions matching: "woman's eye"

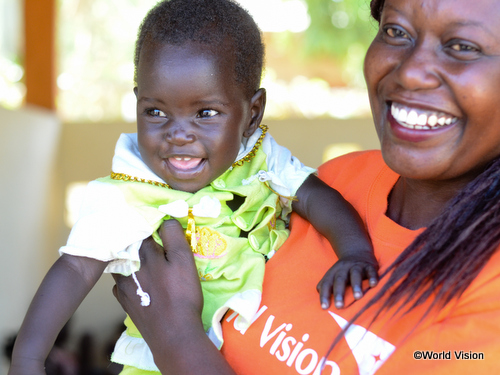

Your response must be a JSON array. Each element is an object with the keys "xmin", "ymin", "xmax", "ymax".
[
  {"xmin": 198, "ymin": 109, "xmax": 218, "ymax": 118},
  {"xmin": 147, "ymin": 109, "xmax": 167, "ymax": 117},
  {"xmin": 446, "ymin": 40, "xmax": 482, "ymax": 60},
  {"xmin": 450, "ymin": 43, "xmax": 479, "ymax": 53},
  {"xmin": 385, "ymin": 26, "xmax": 409, "ymax": 39}
]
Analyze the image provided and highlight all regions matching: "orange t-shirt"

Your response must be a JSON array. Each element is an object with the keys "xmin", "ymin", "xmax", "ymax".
[{"xmin": 221, "ymin": 150, "xmax": 500, "ymax": 374}]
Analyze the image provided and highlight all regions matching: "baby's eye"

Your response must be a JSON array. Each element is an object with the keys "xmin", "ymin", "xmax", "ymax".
[
  {"xmin": 385, "ymin": 26, "xmax": 409, "ymax": 39},
  {"xmin": 146, "ymin": 109, "xmax": 167, "ymax": 117},
  {"xmin": 198, "ymin": 109, "xmax": 219, "ymax": 118}
]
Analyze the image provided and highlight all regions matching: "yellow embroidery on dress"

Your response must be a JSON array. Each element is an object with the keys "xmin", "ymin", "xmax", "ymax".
[
  {"xmin": 268, "ymin": 214, "xmax": 277, "ymax": 230},
  {"xmin": 198, "ymin": 270, "xmax": 214, "ymax": 281},
  {"xmin": 186, "ymin": 209, "xmax": 198, "ymax": 253},
  {"xmin": 198, "ymin": 263, "xmax": 216, "ymax": 281},
  {"xmin": 194, "ymin": 227, "xmax": 227, "ymax": 259},
  {"xmin": 267, "ymin": 195, "xmax": 281, "ymax": 230}
]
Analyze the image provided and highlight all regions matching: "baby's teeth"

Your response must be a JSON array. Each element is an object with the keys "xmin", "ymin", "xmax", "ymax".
[
  {"xmin": 397, "ymin": 109, "xmax": 408, "ymax": 122},
  {"xmin": 438, "ymin": 117, "xmax": 446, "ymax": 126},
  {"xmin": 417, "ymin": 114, "xmax": 427, "ymax": 126},
  {"xmin": 175, "ymin": 157, "xmax": 182, "ymax": 160},
  {"xmin": 445, "ymin": 118, "xmax": 452, "ymax": 125},
  {"xmin": 407, "ymin": 110, "xmax": 418, "ymax": 125}
]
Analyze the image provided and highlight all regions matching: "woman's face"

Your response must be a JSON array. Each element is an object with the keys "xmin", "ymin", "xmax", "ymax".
[{"xmin": 365, "ymin": 0, "xmax": 500, "ymax": 183}]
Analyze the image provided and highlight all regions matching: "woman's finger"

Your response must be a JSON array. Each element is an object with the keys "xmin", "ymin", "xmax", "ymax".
[
  {"xmin": 138, "ymin": 236, "xmax": 165, "ymax": 266},
  {"xmin": 112, "ymin": 273, "xmax": 136, "ymax": 307},
  {"xmin": 158, "ymin": 219, "xmax": 194, "ymax": 263}
]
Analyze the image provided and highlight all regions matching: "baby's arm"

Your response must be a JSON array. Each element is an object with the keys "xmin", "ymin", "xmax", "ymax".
[
  {"xmin": 9, "ymin": 254, "xmax": 108, "ymax": 375},
  {"xmin": 292, "ymin": 174, "xmax": 378, "ymax": 309}
]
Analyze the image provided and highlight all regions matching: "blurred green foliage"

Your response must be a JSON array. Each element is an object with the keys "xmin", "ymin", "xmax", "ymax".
[{"xmin": 303, "ymin": 0, "xmax": 377, "ymax": 58}]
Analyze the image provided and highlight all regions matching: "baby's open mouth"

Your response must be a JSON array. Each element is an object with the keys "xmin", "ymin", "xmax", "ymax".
[{"xmin": 168, "ymin": 157, "xmax": 203, "ymax": 171}]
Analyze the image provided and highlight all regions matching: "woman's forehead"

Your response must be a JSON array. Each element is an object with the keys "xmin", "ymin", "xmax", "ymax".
[{"xmin": 381, "ymin": 0, "xmax": 500, "ymax": 20}]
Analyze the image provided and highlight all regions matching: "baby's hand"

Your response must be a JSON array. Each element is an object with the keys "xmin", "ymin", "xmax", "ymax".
[{"xmin": 317, "ymin": 255, "xmax": 378, "ymax": 309}]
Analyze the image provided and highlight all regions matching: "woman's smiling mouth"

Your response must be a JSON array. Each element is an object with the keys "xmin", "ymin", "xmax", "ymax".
[{"xmin": 391, "ymin": 102, "xmax": 458, "ymax": 130}]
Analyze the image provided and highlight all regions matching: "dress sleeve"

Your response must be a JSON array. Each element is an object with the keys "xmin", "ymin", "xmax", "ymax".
[
  {"xmin": 59, "ymin": 180, "xmax": 156, "ymax": 275},
  {"xmin": 260, "ymin": 133, "xmax": 316, "ymax": 217}
]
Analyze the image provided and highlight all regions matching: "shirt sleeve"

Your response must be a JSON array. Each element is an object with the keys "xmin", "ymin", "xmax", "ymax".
[
  {"xmin": 260, "ymin": 133, "xmax": 316, "ymax": 217},
  {"xmin": 59, "ymin": 180, "xmax": 156, "ymax": 275}
]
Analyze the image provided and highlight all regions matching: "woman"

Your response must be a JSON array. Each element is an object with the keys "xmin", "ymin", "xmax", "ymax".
[{"xmin": 112, "ymin": 0, "xmax": 500, "ymax": 373}]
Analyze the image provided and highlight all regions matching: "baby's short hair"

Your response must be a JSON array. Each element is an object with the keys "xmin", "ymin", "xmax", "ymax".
[{"xmin": 135, "ymin": 0, "xmax": 265, "ymax": 98}]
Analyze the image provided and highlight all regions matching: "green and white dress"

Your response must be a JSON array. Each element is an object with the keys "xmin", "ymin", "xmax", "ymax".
[{"xmin": 59, "ymin": 125, "xmax": 315, "ymax": 372}]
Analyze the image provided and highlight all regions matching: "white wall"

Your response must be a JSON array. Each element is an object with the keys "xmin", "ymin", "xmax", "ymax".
[{"xmin": 0, "ymin": 105, "xmax": 61, "ymax": 372}]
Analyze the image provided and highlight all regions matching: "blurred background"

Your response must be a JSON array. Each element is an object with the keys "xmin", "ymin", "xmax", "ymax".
[{"xmin": 1, "ymin": 0, "xmax": 380, "ymax": 372}]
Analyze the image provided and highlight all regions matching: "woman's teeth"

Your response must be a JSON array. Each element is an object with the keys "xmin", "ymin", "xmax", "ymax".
[{"xmin": 391, "ymin": 103, "xmax": 457, "ymax": 130}]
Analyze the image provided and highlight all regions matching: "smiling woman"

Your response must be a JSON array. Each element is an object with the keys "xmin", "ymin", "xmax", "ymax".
[{"xmin": 365, "ymin": 0, "xmax": 500, "ymax": 187}]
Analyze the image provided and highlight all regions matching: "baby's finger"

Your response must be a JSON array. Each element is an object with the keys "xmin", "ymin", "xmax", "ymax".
[
  {"xmin": 333, "ymin": 273, "xmax": 348, "ymax": 309},
  {"xmin": 366, "ymin": 266, "xmax": 379, "ymax": 287},
  {"xmin": 318, "ymin": 275, "xmax": 334, "ymax": 310},
  {"xmin": 349, "ymin": 268, "xmax": 363, "ymax": 300}
]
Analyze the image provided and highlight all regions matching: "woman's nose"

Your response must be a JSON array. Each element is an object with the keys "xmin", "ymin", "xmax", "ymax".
[
  {"xmin": 165, "ymin": 121, "xmax": 196, "ymax": 145},
  {"xmin": 394, "ymin": 43, "xmax": 441, "ymax": 91}
]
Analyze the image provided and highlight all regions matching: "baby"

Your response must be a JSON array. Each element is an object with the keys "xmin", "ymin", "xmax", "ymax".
[{"xmin": 9, "ymin": 1, "xmax": 377, "ymax": 374}]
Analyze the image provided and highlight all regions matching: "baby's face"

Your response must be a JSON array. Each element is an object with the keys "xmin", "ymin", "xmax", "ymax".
[{"xmin": 135, "ymin": 41, "xmax": 260, "ymax": 192}]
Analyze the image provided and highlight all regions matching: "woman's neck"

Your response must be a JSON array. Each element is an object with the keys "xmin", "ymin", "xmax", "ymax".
[{"xmin": 386, "ymin": 177, "xmax": 469, "ymax": 230}]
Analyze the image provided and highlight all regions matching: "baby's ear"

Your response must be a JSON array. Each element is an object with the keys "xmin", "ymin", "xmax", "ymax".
[{"xmin": 244, "ymin": 88, "xmax": 266, "ymax": 137}]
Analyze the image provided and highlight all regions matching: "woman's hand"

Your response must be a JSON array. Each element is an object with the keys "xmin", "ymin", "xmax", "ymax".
[
  {"xmin": 112, "ymin": 219, "xmax": 236, "ymax": 375},
  {"xmin": 113, "ymin": 219, "xmax": 204, "ymax": 326}
]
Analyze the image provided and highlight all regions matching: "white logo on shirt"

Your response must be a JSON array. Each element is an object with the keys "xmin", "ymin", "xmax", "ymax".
[
  {"xmin": 227, "ymin": 306, "xmax": 395, "ymax": 375},
  {"xmin": 329, "ymin": 312, "xmax": 395, "ymax": 375}
]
